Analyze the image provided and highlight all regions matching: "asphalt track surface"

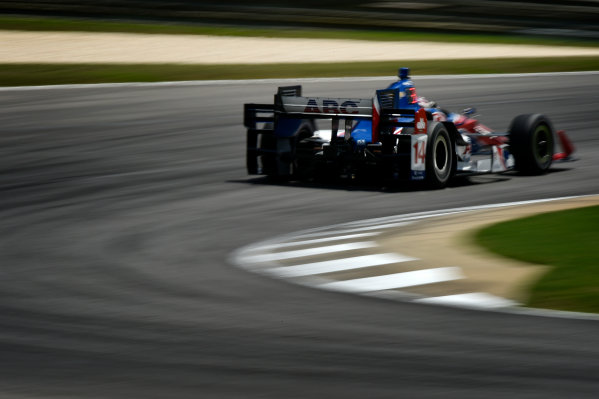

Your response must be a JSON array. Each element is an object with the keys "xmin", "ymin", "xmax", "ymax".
[{"xmin": 2, "ymin": 74, "xmax": 599, "ymax": 398}]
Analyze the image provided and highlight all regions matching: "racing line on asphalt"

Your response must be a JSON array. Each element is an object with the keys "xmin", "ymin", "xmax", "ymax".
[{"xmin": 231, "ymin": 195, "xmax": 599, "ymax": 320}]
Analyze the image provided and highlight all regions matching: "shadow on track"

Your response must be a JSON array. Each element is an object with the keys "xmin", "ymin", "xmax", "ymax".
[
  {"xmin": 232, "ymin": 174, "xmax": 494, "ymax": 193},
  {"xmin": 230, "ymin": 166, "xmax": 574, "ymax": 193}
]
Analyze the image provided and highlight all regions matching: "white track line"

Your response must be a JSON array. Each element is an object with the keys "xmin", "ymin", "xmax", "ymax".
[
  {"xmin": 242, "ymin": 241, "xmax": 377, "ymax": 263},
  {"xmin": 414, "ymin": 293, "xmax": 518, "ymax": 309},
  {"xmin": 338, "ymin": 195, "xmax": 592, "ymax": 228},
  {"xmin": 318, "ymin": 266, "xmax": 463, "ymax": 293},
  {"xmin": 3, "ymin": 71, "xmax": 598, "ymax": 91},
  {"xmin": 267, "ymin": 253, "xmax": 416, "ymax": 278}
]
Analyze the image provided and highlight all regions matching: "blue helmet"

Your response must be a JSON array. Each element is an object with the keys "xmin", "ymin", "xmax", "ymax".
[
  {"xmin": 387, "ymin": 67, "xmax": 417, "ymax": 108},
  {"xmin": 398, "ymin": 67, "xmax": 410, "ymax": 80}
]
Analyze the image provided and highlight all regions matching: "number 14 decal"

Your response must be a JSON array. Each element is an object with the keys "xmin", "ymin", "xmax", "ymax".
[{"xmin": 413, "ymin": 140, "xmax": 426, "ymax": 164}]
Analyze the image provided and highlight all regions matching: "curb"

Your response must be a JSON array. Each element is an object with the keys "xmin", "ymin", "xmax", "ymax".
[{"xmin": 231, "ymin": 195, "xmax": 599, "ymax": 320}]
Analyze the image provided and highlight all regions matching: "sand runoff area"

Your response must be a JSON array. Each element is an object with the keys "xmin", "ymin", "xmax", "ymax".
[
  {"xmin": 2, "ymin": 30, "xmax": 599, "ymax": 64},
  {"xmin": 377, "ymin": 196, "xmax": 599, "ymax": 306}
]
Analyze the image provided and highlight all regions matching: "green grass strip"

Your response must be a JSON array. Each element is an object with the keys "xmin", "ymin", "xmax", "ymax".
[
  {"xmin": 475, "ymin": 205, "xmax": 599, "ymax": 314},
  {"xmin": 2, "ymin": 57, "xmax": 599, "ymax": 87},
  {"xmin": 2, "ymin": 15, "xmax": 598, "ymax": 47}
]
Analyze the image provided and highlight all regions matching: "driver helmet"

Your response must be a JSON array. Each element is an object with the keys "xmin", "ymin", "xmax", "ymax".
[{"xmin": 398, "ymin": 67, "xmax": 410, "ymax": 80}]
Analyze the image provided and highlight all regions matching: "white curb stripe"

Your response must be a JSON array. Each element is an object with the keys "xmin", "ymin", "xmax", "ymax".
[
  {"xmin": 242, "ymin": 241, "xmax": 377, "ymax": 263},
  {"xmin": 267, "ymin": 253, "xmax": 416, "ymax": 278},
  {"xmin": 414, "ymin": 292, "xmax": 519, "ymax": 309},
  {"xmin": 318, "ymin": 267, "xmax": 463, "ymax": 293},
  {"xmin": 230, "ymin": 195, "xmax": 599, "ymax": 319}
]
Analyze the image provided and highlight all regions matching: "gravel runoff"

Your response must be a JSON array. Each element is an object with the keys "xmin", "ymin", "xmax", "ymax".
[{"xmin": 2, "ymin": 30, "xmax": 599, "ymax": 64}]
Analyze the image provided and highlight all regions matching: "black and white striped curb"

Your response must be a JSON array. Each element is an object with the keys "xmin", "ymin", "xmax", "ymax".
[{"xmin": 231, "ymin": 196, "xmax": 599, "ymax": 319}]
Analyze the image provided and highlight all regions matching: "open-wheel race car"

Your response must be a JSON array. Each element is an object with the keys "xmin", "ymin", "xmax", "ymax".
[{"xmin": 243, "ymin": 68, "xmax": 575, "ymax": 188}]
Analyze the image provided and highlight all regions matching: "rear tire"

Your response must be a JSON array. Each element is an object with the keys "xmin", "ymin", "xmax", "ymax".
[
  {"xmin": 291, "ymin": 129, "xmax": 317, "ymax": 181},
  {"xmin": 509, "ymin": 114, "xmax": 554, "ymax": 175},
  {"xmin": 425, "ymin": 123, "xmax": 453, "ymax": 189},
  {"xmin": 259, "ymin": 134, "xmax": 278, "ymax": 178}
]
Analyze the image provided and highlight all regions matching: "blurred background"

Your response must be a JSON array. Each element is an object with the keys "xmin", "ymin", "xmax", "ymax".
[
  {"xmin": 2, "ymin": 0, "xmax": 598, "ymax": 40},
  {"xmin": 2, "ymin": 1, "xmax": 599, "ymax": 399}
]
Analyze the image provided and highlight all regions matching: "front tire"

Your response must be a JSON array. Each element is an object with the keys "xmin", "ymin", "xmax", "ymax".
[
  {"xmin": 509, "ymin": 114, "xmax": 554, "ymax": 175},
  {"xmin": 426, "ymin": 123, "xmax": 453, "ymax": 189}
]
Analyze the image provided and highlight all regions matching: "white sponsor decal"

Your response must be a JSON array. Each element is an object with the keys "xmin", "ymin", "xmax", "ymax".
[
  {"xmin": 281, "ymin": 96, "xmax": 373, "ymax": 116},
  {"xmin": 411, "ymin": 134, "xmax": 427, "ymax": 173}
]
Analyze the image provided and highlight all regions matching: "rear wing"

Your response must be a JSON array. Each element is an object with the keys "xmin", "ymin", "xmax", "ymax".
[
  {"xmin": 244, "ymin": 86, "xmax": 426, "ymax": 145},
  {"xmin": 277, "ymin": 96, "xmax": 373, "ymax": 118}
]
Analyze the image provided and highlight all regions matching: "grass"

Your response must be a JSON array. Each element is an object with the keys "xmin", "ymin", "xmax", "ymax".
[
  {"xmin": 1, "ymin": 15, "xmax": 598, "ymax": 86},
  {"xmin": 2, "ymin": 57, "xmax": 599, "ymax": 87},
  {"xmin": 475, "ymin": 205, "xmax": 599, "ymax": 314},
  {"xmin": 1, "ymin": 15, "xmax": 599, "ymax": 47}
]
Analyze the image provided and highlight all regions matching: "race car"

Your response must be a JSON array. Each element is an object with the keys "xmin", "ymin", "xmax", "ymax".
[{"xmin": 243, "ymin": 68, "xmax": 575, "ymax": 188}]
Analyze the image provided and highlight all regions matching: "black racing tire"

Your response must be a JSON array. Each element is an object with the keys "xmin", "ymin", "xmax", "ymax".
[
  {"xmin": 262, "ymin": 126, "xmax": 315, "ymax": 182},
  {"xmin": 509, "ymin": 114, "xmax": 554, "ymax": 175},
  {"xmin": 259, "ymin": 134, "xmax": 278, "ymax": 178},
  {"xmin": 425, "ymin": 122, "xmax": 453, "ymax": 189},
  {"xmin": 291, "ymin": 128, "xmax": 317, "ymax": 181},
  {"xmin": 293, "ymin": 139, "xmax": 318, "ymax": 181}
]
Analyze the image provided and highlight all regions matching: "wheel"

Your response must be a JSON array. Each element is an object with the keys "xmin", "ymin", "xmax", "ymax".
[
  {"xmin": 509, "ymin": 114, "xmax": 554, "ymax": 175},
  {"xmin": 262, "ymin": 126, "xmax": 315, "ymax": 182},
  {"xmin": 291, "ymin": 128, "xmax": 318, "ymax": 181},
  {"xmin": 425, "ymin": 122, "xmax": 453, "ymax": 189},
  {"xmin": 293, "ymin": 137, "xmax": 320, "ymax": 181},
  {"xmin": 259, "ymin": 134, "xmax": 278, "ymax": 177}
]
